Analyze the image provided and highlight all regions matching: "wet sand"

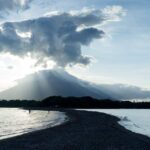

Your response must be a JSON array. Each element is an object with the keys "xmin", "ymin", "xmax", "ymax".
[{"xmin": 0, "ymin": 109, "xmax": 150, "ymax": 150}]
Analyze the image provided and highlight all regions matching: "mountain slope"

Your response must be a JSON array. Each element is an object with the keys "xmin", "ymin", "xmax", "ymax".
[
  {"xmin": 1, "ymin": 69, "xmax": 150, "ymax": 100},
  {"xmin": 93, "ymin": 84, "xmax": 150, "ymax": 100},
  {"xmin": 0, "ymin": 69, "xmax": 110, "ymax": 100}
]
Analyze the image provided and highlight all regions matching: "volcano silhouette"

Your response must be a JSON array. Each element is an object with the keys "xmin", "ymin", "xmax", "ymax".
[{"xmin": 0, "ymin": 69, "xmax": 110, "ymax": 100}]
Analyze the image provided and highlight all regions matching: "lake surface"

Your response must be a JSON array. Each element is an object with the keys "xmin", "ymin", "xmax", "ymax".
[
  {"xmin": 0, "ymin": 108, "xmax": 67, "ymax": 140},
  {"xmin": 84, "ymin": 109, "xmax": 150, "ymax": 137},
  {"xmin": 1, "ymin": 108, "xmax": 150, "ymax": 140}
]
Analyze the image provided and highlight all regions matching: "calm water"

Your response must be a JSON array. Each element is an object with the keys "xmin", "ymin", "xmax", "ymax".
[
  {"xmin": 84, "ymin": 109, "xmax": 150, "ymax": 137},
  {"xmin": 0, "ymin": 108, "xmax": 67, "ymax": 140}
]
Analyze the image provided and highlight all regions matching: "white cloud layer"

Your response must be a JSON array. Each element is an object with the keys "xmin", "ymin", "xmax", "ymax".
[{"xmin": 102, "ymin": 5, "xmax": 126, "ymax": 22}]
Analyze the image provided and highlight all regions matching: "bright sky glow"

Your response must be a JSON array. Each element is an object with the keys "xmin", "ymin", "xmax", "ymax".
[
  {"xmin": 0, "ymin": 0, "xmax": 149, "ymax": 91},
  {"xmin": 0, "ymin": 53, "xmax": 55, "ymax": 91}
]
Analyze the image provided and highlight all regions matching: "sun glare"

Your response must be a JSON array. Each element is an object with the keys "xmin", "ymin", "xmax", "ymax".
[{"xmin": 0, "ymin": 53, "xmax": 55, "ymax": 91}]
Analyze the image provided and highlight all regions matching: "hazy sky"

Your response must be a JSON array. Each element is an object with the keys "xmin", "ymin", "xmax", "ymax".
[{"xmin": 0, "ymin": 0, "xmax": 149, "ymax": 91}]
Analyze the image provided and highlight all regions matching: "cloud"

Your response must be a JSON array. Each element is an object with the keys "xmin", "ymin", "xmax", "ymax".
[
  {"xmin": 95, "ymin": 84, "xmax": 150, "ymax": 100},
  {"xmin": 102, "ymin": 5, "xmax": 126, "ymax": 22},
  {"xmin": 0, "ymin": 6, "xmax": 125, "ymax": 67},
  {"xmin": 0, "ymin": 0, "xmax": 33, "ymax": 13}
]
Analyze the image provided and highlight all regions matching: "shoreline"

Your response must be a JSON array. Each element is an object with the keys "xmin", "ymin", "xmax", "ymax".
[{"xmin": 0, "ymin": 109, "xmax": 150, "ymax": 149}]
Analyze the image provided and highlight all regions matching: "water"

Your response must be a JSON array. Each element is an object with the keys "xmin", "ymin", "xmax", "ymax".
[
  {"xmin": 82, "ymin": 109, "xmax": 150, "ymax": 137},
  {"xmin": 127, "ymin": 98, "xmax": 150, "ymax": 102},
  {"xmin": 0, "ymin": 108, "xmax": 67, "ymax": 140}
]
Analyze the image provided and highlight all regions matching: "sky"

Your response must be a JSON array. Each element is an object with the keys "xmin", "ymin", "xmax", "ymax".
[{"xmin": 0, "ymin": 0, "xmax": 149, "ymax": 91}]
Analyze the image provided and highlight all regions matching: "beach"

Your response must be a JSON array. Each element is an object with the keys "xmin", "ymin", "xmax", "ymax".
[{"xmin": 0, "ymin": 109, "xmax": 150, "ymax": 150}]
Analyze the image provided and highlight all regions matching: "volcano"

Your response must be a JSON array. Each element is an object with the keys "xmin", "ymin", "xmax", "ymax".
[{"xmin": 0, "ymin": 69, "xmax": 110, "ymax": 100}]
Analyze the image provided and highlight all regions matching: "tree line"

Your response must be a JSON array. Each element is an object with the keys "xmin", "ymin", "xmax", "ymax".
[{"xmin": 0, "ymin": 96, "xmax": 150, "ymax": 108}]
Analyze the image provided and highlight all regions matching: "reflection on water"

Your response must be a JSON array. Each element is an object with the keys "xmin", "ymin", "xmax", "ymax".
[{"xmin": 0, "ymin": 108, "xmax": 67, "ymax": 140}]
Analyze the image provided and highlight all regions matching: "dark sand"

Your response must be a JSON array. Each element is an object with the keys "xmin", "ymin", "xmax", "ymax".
[{"xmin": 0, "ymin": 109, "xmax": 150, "ymax": 150}]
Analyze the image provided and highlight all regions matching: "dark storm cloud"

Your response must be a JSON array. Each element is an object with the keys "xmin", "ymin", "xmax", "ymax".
[{"xmin": 0, "ymin": 8, "xmax": 124, "ymax": 67}]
